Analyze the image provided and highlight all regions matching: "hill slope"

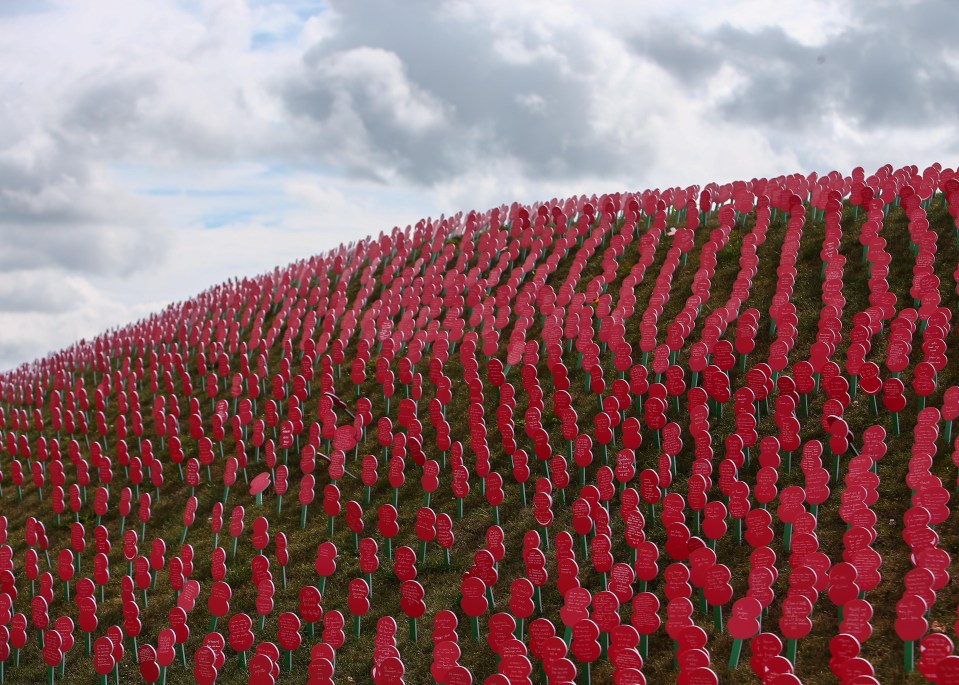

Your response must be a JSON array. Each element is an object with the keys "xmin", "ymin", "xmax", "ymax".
[{"xmin": 2, "ymin": 163, "xmax": 959, "ymax": 684}]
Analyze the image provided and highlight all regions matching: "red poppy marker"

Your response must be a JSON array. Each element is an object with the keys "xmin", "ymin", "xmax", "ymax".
[
  {"xmin": 727, "ymin": 597, "xmax": 762, "ymax": 668},
  {"xmin": 323, "ymin": 483, "xmax": 341, "ymax": 536},
  {"xmin": 896, "ymin": 594, "xmax": 929, "ymax": 672},
  {"xmin": 570, "ymin": 618, "xmax": 601, "ymax": 685},
  {"xmin": 41, "ymin": 629, "xmax": 61, "ymax": 685},
  {"xmin": 883, "ymin": 377, "xmax": 907, "ymax": 436},
  {"xmin": 780, "ymin": 593, "xmax": 813, "ymax": 664},
  {"xmin": 461, "ymin": 576, "xmax": 487, "ymax": 642},
  {"xmin": 315, "ymin": 541, "xmax": 336, "ymax": 596},
  {"xmin": 374, "ymin": 502, "xmax": 399, "ymax": 560},
  {"xmin": 138, "ymin": 644, "xmax": 159, "ymax": 684},
  {"xmin": 943, "ymin": 386, "xmax": 959, "ymax": 445},
  {"xmin": 918, "ymin": 633, "xmax": 954, "ymax": 682},
  {"xmin": 93, "ymin": 636, "xmax": 115, "ymax": 685},
  {"xmin": 250, "ymin": 472, "xmax": 271, "ymax": 507},
  {"xmin": 228, "ymin": 613, "xmax": 254, "ymax": 668},
  {"xmin": 276, "ymin": 612, "xmax": 301, "ymax": 672}
]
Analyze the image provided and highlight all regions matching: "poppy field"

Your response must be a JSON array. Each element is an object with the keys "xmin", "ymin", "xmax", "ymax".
[{"xmin": 2, "ymin": 163, "xmax": 959, "ymax": 683}]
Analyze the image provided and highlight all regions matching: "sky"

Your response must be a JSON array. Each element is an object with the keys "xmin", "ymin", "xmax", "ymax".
[{"xmin": 1, "ymin": 0, "xmax": 957, "ymax": 371}]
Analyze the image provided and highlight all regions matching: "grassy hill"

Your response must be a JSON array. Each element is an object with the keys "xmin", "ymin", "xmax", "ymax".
[{"xmin": 2, "ymin": 164, "xmax": 959, "ymax": 684}]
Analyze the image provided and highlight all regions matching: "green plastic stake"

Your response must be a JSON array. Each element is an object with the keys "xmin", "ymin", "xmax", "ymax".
[
  {"xmin": 786, "ymin": 638, "xmax": 797, "ymax": 664},
  {"xmin": 729, "ymin": 638, "xmax": 743, "ymax": 669}
]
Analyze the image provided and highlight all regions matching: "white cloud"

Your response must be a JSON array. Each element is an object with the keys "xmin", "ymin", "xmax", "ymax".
[
  {"xmin": 694, "ymin": 0, "xmax": 853, "ymax": 46},
  {"xmin": 515, "ymin": 93, "xmax": 547, "ymax": 116},
  {"xmin": 322, "ymin": 47, "xmax": 447, "ymax": 133},
  {"xmin": 0, "ymin": 270, "xmax": 157, "ymax": 370}
]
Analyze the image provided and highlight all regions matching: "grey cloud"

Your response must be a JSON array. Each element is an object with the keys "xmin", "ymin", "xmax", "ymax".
[
  {"xmin": 629, "ymin": 0, "xmax": 959, "ymax": 131},
  {"xmin": 633, "ymin": 22, "xmax": 723, "ymax": 86},
  {"xmin": 56, "ymin": 68, "xmax": 240, "ymax": 162},
  {"xmin": 0, "ymin": 134, "xmax": 168, "ymax": 276},
  {"xmin": 0, "ymin": 219, "xmax": 166, "ymax": 277},
  {"xmin": 279, "ymin": 0, "xmax": 641, "ymax": 185},
  {"xmin": 713, "ymin": 25, "xmax": 826, "ymax": 129},
  {"xmin": 0, "ymin": 339, "xmax": 42, "ymax": 371},
  {"xmin": 0, "ymin": 271, "xmax": 78, "ymax": 313},
  {"xmin": 62, "ymin": 74, "xmax": 159, "ymax": 142},
  {"xmin": 283, "ymin": 78, "xmax": 334, "ymax": 122}
]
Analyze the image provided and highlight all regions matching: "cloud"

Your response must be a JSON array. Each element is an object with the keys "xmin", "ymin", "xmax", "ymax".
[
  {"xmin": 0, "ymin": 271, "xmax": 155, "ymax": 370},
  {"xmin": 282, "ymin": 45, "xmax": 453, "ymax": 183},
  {"xmin": 0, "ymin": 269, "xmax": 84, "ymax": 314},
  {"xmin": 0, "ymin": 131, "xmax": 168, "ymax": 276},
  {"xmin": 627, "ymin": 0, "xmax": 959, "ymax": 133},
  {"xmin": 277, "ymin": 0, "xmax": 647, "ymax": 185}
]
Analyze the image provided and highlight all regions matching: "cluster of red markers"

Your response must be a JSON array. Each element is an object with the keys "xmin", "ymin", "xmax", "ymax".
[{"xmin": 2, "ymin": 163, "xmax": 959, "ymax": 683}]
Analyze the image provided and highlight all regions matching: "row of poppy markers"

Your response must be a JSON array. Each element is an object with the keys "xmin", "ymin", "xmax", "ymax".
[
  {"xmin": 0, "ymin": 365, "xmax": 956, "ymax": 685},
  {"xmin": 1, "ymin": 164, "xmax": 957, "ymax": 411},
  {"xmin": 0, "ymin": 176, "xmax": 953, "ymax": 511},
  {"xmin": 0, "ymin": 166, "xmax": 955, "ymax": 477},
  {"xmin": 1, "ymin": 320, "xmax": 956, "ymax": 546},
  {"xmin": 1, "ymin": 167, "xmax": 959, "ymax": 684}
]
